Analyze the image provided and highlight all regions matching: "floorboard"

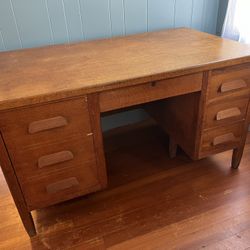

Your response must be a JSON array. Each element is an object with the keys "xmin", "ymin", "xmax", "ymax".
[{"xmin": 0, "ymin": 123, "xmax": 250, "ymax": 250}]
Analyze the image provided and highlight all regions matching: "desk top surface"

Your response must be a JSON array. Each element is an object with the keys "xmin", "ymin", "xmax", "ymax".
[{"xmin": 1, "ymin": 28, "xmax": 250, "ymax": 111}]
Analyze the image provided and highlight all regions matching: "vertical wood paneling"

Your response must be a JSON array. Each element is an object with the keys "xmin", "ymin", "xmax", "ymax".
[
  {"xmin": 0, "ymin": 0, "xmax": 221, "ymax": 51},
  {"xmin": 203, "ymin": 0, "xmax": 220, "ymax": 34},
  {"xmin": 80, "ymin": 0, "xmax": 111, "ymax": 40},
  {"xmin": 12, "ymin": 0, "xmax": 52, "ymax": 48},
  {"xmin": 0, "ymin": 0, "xmax": 21, "ymax": 50},
  {"xmin": 192, "ymin": 0, "xmax": 205, "ymax": 31},
  {"xmin": 0, "ymin": 30, "xmax": 5, "ymax": 51},
  {"xmin": 174, "ymin": 0, "xmax": 193, "ymax": 28},
  {"xmin": 64, "ymin": 0, "xmax": 84, "ymax": 42},
  {"xmin": 110, "ymin": 0, "xmax": 125, "ymax": 36},
  {"xmin": 124, "ymin": 0, "xmax": 147, "ymax": 35},
  {"xmin": 46, "ymin": 0, "xmax": 69, "ymax": 44},
  {"xmin": 148, "ymin": 0, "xmax": 175, "ymax": 31}
]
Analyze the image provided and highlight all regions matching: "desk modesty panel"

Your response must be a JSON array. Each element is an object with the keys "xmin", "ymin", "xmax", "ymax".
[{"xmin": 0, "ymin": 28, "xmax": 250, "ymax": 236}]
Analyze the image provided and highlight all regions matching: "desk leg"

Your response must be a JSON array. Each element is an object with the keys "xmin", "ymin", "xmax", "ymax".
[
  {"xmin": 0, "ymin": 133, "xmax": 36, "ymax": 237},
  {"xmin": 232, "ymin": 146, "xmax": 244, "ymax": 169},
  {"xmin": 231, "ymin": 117, "xmax": 249, "ymax": 169},
  {"xmin": 169, "ymin": 138, "xmax": 178, "ymax": 159}
]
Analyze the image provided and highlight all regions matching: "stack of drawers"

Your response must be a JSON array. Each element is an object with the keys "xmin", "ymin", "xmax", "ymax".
[
  {"xmin": 199, "ymin": 65, "xmax": 250, "ymax": 158},
  {"xmin": 0, "ymin": 98, "xmax": 105, "ymax": 210}
]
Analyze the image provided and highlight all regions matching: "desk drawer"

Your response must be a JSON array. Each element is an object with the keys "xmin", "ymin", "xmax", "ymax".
[
  {"xmin": 0, "ymin": 97, "xmax": 106, "ymax": 209},
  {"xmin": 7, "ymin": 135, "xmax": 97, "ymax": 181},
  {"xmin": 0, "ymin": 98, "xmax": 93, "ymax": 148},
  {"xmin": 199, "ymin": 122, "xmax": 244, "ymax": 158},
  {"xmin": 100, "ymin": 73, "xmax": 202, "ymax": 112},
  {"xmin": 208, "ymin": 64, "xmax": 250, "ymax": 102},
  {"xmin": 21, "ymin": 164, "xmax": 101, "ymax": 210},
  {"xmin": 204, "ymin": 97, "xmax": 249, "ymax": 129}
]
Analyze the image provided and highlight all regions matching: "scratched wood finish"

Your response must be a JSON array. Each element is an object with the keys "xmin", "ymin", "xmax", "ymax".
[
  {"xmin": 1, "ymin": 28, "xmax": 250, "ymax": 111},
  {"xmin": 0, "ymin": 123, "xmax": 250, "ymax": 249}
]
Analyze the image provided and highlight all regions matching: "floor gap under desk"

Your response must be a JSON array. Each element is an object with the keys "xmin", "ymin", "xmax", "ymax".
[{"xmin": 1, "ymin": 121, "xmax": 250, "ymax": 249}]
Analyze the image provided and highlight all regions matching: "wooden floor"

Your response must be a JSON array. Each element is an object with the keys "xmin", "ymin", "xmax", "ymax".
[{"xmin": 1, "ymin": 123, "xmax": 250, "ymax": 250}]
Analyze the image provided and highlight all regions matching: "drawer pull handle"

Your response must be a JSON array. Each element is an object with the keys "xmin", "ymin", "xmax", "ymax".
[
  {"xmin": 220, "ymin": 79, "xmax": 247, "ymax": 93},
  {"xmin": 29, "ymin": 116, "xmax": 68, "ymax": 134},
  {"xmin": 38, "ymin": 151, "xmax": 74, "ymax": 168},
  {"xmin": 46, "ymin": 177, "xmax": 79, "ymax": 194},
  {"xmin": 216, "ymin": 107, "xmax": 241, "ymax": 121},
  {"xmin": 213, "ymin": 133, "xmax": 236, "ymax": 146}
]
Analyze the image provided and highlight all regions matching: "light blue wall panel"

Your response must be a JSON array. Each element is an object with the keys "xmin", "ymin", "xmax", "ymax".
[
  {"xmin": 110, "ymin": 0, "xmax": 125, "ymax": 36},
  {"xmin": 192, "ymin": 0, "xmax": 205, "ymax": 31},
  {"xmin": 0, "ymin": 31, "xmax": 5, "ymax": 51},
  {"xmin": 47, "ymin": 0, "xmax": 69, "ymax": 44},
  {"xmin": 203, "ymin": 0, "xmax": 220, "ymax": 34},
  {"xmin": 0, "ymin": 0, "xmax": 222, "ymax": 51},
  {"xmin": 124, "ymin": 0, "xmax": 147, "ymax": 35},
  {"xmin": 80, "ymin": 0, "xmax": 111, "ymax": 40},
  {"xmin": 12, "ymin": 0, "xmax": 52, "ymax": 48},
  {"xmin": 174, "ymin": 0, "xmax": 193, "ymax": 28},
  {"xmin": 217, "ymin": 0, "xmax": 228, "ymax": 35},
  {"xmin": 148, "ymin": 0, "xmax": 175, "ymax": 31},
  {"xmin": 64, "ymin": 0, "xmax": 84, "ymax": 41},
  {"xmin": 0, "ymin": 0, "xmax": 21, "ymax": 50}
]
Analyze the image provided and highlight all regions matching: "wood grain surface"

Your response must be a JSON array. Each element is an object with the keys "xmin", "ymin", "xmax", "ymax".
[
  {"xmin": 1, "ymin": 28, "xmax": 250, "ymax": 111},
  {"xmin": 0, "ymin": 122, "xmax": 250, "ymax": 249}
]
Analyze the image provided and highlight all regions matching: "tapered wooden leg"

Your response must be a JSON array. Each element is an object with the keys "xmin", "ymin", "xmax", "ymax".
[
  {"xmin": 231, "ymin": 146, "xmax": 244, "ymax": 169},
  {"xmin": 0, "ymin": 134, "xmax": 36, "ymax": 237},
  {"xmin": 169, "ymin": 137, "xmax": 178, "ymax": 159}
]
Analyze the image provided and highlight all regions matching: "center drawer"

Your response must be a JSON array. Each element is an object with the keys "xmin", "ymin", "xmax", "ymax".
[{"xmin": 99, "ymin": 73, "xmax": 203, "ymax": 112}]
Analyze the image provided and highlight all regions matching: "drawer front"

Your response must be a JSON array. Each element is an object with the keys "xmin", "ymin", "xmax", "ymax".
[
  {"xmin": 199, "ymin": 122, "xmax": 244, "ymax": 158},
  {"xmin": 21, "ymin": 164, "xmax": 101, "ymax": 209},
  {"xmin": 6, "ymin": 135, "xmax": 97, "ymax": 180},
  {"xmin": 100, "ymin": 73, "xmax": 203, "ymax": 112},
  {"xmin": 204, "ymin": 97, "xmax": 249, "ymax": 129},
  {"xmin": 0, "ymin": 98, "xmax": 93, "ymax": 148},
  {"xmin": 208, "ymin": 64, "xmax": 250, "ymax": 101},
  {"xmin": 0, "ymin": 98, "xmax": 106, "ymax": 209}
]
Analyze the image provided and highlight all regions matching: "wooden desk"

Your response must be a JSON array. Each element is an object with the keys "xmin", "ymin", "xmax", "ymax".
[{"xmin": 0, "ymin": 28, "xmax": 250, "ymax": 236}]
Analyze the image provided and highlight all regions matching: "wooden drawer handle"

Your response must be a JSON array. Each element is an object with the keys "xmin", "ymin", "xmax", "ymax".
[
  {"xmin": 38, "ymin": 151, "xmax": 74, "ymax": 168},
  {"xmin": 29, "ymin": 116, "xmax": 68, "ymax": 134},
  {"xmin": 46, "ymin": 177, "xmax": 79, "ymax": 194},
  {"xmin": 216, "ymin": 107, "xmax": 241, "ymax": 121},
  {"xmin": 213, "ymin": 133, "xmax": 236, "ymax": 146},
  {"xmin": 220, "ymin": 79, "xmax": 247, "ymax": 93}
]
